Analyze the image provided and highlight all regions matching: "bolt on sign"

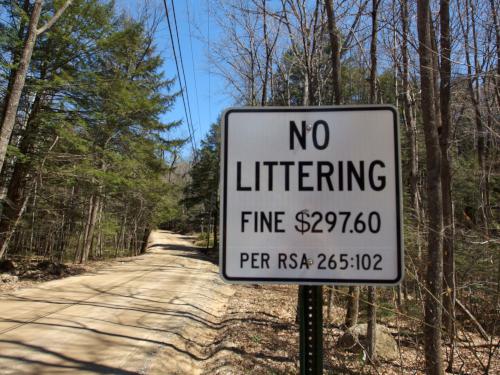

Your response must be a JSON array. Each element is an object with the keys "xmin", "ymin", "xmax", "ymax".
[{"xmin": 220, "ymin": 106, "xmax": 403, "ymax": 285}]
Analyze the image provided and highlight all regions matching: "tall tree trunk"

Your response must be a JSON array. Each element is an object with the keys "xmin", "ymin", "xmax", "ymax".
[
  {"xmin": 0, "ymin": 0, "xmax": 43, "ymax": 175},
  {"xmin": 0, "ymin": 166, "xmax": 32, "ymax": 259},
  {"xmin": 249, "ymin": 37, "xmax": 257, "ymax": 106},
  {"xmin": 401, "ymin": 0, "xmax": 422, "ymax": 259},
  {"xmin": 417, "ymin": 1, "xmax": 445, "ymax": 374},
  {"xmin": 56, "ymin": 211, "xmax": 66, "ymax": 262},
  {"xmin": 78, "ymin": 194, "xmax": 93, "ymax": 262},
  {"xmin": 324, "ymin": 0, "xmax": 342, "ymax": 104},
  {"xmin": 95, "ymin": 199, "xmax": 104, "ymax": 258},
  {"xmin": 140, "ymin": 226, "xmax": 150, "ymax": 254},
  {"xmin": 0, "ymin": 0, "xmax": 30, "ymax": 120},
  {"xmin": 261, "ymin": 0, "xmax": 269, "ymax": 106},
  {"xmin": 0, "ymin": 0, "xmax": 72, "ymax": 175},
  {"xmin": 29, "ymin": 181, "xmax": 37, "ymax": 253},
  {"xmin": 461, "ymin": 0, "xmax": 488, "ymax": 233},
  {"xmin": 0, "ymin": 194, "xmax": 30, "ymax": 259},
  {"xmin": 429, "ymin": 19, "xmax": 441, "ymax": 131},
  {"xmin": 117, "ymin": 205, "xmax": 128, "ymax": 254},
  {"xmin": 303, "ymin": 70, "xmax": 310, "ymax": 106},
  {"xmin": 488, "ymin": 0, "xmax": 500, "ymax": 108},
  {"xmin": 80, "ymin": 194, "xmax": 100, "ymax": 263},
  {"xmin": 345, "ymin": 286, "xmax": 359, "ymax": 327},
  {"xmin": 367, "ymin": 0, "xmax": 379, "ymax": 361},
  {"xmin": 439, "ymin": 0, "xmax": 456, "ymax": 371},
  {"xmin": 0, "ymin": 92, "xmax": 45, "ymax": 258},
  {"xmin": 326, "ymin": 286, "xmax": 335, "ymax": 322},
  {"xmin": 470, "ymin": 0, "xmax": 489, "ymax": 233},
  {"xmin": 367, "ymin": 286, "xmax": 377, "ymax": 361},
  {"xmin": 369, "ymin": 0, "xmax": 379, "ymax": 103},
  {"xmin": 57, "ymin": 186, "xmax": 75, "ymax": 263}
]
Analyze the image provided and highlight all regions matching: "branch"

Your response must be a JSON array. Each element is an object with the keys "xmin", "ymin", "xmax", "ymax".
[
  {"xmin": 456, "ymin": 299, "xmax": 490, "ymax": 341},
  {"xmin": 36, "ymin": 0, "xmax": 73, "ymax": 36}
]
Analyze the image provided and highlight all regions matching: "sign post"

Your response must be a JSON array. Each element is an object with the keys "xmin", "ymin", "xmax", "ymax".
[
  {"xmin": 299, "ymin": 285, "xmax": 323, "ymax": 374},
  {"xmin": 220, "ymin": 106, "xmax": 403, "ymax": 372}
]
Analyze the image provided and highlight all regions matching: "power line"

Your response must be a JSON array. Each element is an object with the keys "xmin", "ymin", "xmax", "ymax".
[
  {"xmin": 185, "ymin": 0, "xmax": 202, "ymax": 132},
  {"xmin": 170, "ymin": 0, "xmax": 197, "ymax": 149},
  {"xmin": 161, "ymin": 0, "xmax": 197, "ymax": 156},
  {"xmin": 208, "ymin": 0, "xmax": 212, "ymax": 122}
]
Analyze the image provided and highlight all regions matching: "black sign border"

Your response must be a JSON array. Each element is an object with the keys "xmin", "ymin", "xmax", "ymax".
[{"xmin": 221, "ymin": 106, "xmax": 403, "ymax": 285}]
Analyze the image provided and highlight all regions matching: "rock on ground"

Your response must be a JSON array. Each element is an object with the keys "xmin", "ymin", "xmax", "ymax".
[
  {"xmin": 337, "ymin": 323, "xmax": 398, "ymax": 361},
  {"xmin": 1, "ymin": 273, "xmax": 18, "ymax": 283}
]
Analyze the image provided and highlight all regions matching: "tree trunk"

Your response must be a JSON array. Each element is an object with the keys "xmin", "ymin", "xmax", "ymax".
[
  {"xmin": 249, "ymin": 36, "xmax": 257, "ymax": 106},
  {"xmin": 416, "ymin": 2, "xmax": 445, "ymax": 374},
  {"xmin": 345, "ymin": 286, "xmax": 359, "ymax": 327},
  {"xmin": 366, "ymin": 0, "xmax": 379, "ymax": 360},
  {"xmin": 140, "ymin": 227, "xmax": 150, "ymax": 254},
  {"xmin": 0, "ymin": 92, "xmax": 45, "ymax": 258},
  {"xmin": 324, "ymin": 0, "xmax": 341, "ymax": 105},
  {"xmin": 367, "ymin": 286, "xmax": 377, "ymax": 362},
  {"xmin": 29, "ymin": 181, "xmax": 37, "ymax": 253},
  {"xmin": 61, "ymin": 185, "xmax": 76, "ymax": 262},
  {"xmin": 401, "ymin": 0, "xmax": 421, "ymax": 259},
  {"xmin": 0, "ymin": 0, "xmax": 43, "ymax": 175},
  {"xmin": 79, "ymin": 194, "xmax": 93, "ymax": 262},
  {"xmin": 95, "ymin": 199, "xmax": 104, "ymax": 258},
  {"xmin": 439, "ymin": 0, "xmax": 456, "ymax": 371},
  {"xmin": 369, "ymin": 0, "xmax": 379, "ymax": 103},
  {"xmin": 303, "ymin": 70, "xmax": 309, "ymax": 106},
  {"xmin": 134, "ymin": 218, "xmax": 139, "ymax": 255},
  {"xmin": 261, "ymin": 0, "xmax": 269, "ymax": 106},
  {"xmin": 0, "ymin": 194, "xmax": 30, "ymax": 259},
  {"xmin": 488, "ymin": 0, "xmax": 500, "ymax": 108},
  {"xmin": 461, "ymin": 0, "xmax": 488, "ymax": 233},
  {"xmin": 0, "ymin": 165, "xmax": 32, "ymax": 259},
  {"xmin": 327, "ymin": 286, "xmax": 334, "ymax": 322},
  {"xmin": 117, "ymin": 205, "xmax": 128, "ymax": 254},
  {"xmin": 429, "ymin": 19, "xmax": 441, "ymax": 132},
  {"xmin": 74, "ymin": 230, "xmax": 82, "ymax": 263},
  {"xmin": 58, "ymin": 216, "xmax": 66, "ymax": 262},
  {"xmin": 0, "ymin": 0, "xmax": 72, "ymax": 175},
  {"xmin": 80, "ymin": 194, "xmax": 100, "ymax": 263},
  {"xmin": 0, "ymin": 0, "xmax": 30, "ymax": 121},
  {"xmin": 470, "ymin": 0, "xmax": 489, "ymax": 233}
]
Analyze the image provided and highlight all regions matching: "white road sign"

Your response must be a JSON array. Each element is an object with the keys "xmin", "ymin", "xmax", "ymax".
[{"xmin": 220, "ymin": 106, "xmax": 403, "ymax": 285}]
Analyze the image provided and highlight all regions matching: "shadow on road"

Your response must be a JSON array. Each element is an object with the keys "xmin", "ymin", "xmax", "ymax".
[
  {"xmin": 0, "ymin": 232, "xmax": 290, "ymax": 373},
  {"xmin": 148, "ymin": 242, "xmax": 218, "ymax": 266},
  {"xmin": 0, "ymin": 339, "xmax": 140, "ymax": 374}
]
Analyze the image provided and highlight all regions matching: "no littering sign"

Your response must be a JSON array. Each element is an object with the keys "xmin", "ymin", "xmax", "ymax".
[{"xmin": 220, "ymin": 106, "xmax": 403, "ymax": 285}]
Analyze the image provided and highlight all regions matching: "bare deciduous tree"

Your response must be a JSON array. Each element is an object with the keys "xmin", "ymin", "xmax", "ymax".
[{"xmin": 416, "ymin": 1, "xmax": 444, "ymax": 373}]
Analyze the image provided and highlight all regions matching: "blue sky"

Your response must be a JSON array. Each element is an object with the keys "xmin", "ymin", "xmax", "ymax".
[{"xmin": 117, "ymin": 0, "xmax": 232, "ymax": 157}]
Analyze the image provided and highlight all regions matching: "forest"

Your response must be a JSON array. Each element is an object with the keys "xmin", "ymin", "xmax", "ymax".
[
  {"xmin": 0, "ymin": 0, "xmax": 498, "ymax": 374},
  {"xmin": 0, "ymin": 0, "xmax": 186, "ymax": 265}
]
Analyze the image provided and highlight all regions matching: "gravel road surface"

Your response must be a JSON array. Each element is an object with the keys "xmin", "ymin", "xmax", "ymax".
[{"xmin": 0, "ymin": 231, "xmax": 233, "ymax": 374}]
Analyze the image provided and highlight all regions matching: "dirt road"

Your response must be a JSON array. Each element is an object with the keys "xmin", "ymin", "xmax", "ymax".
[{"xmin": 0, "ymin": 231, "xmax": 233, "ymax": 374}]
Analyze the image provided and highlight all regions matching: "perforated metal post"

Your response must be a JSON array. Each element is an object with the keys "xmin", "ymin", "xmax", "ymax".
[{"xmin": 299, "ymin": 285, "xmax": 323, "ymax": 374}]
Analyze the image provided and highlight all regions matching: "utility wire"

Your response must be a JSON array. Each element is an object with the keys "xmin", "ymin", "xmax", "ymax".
[
  {"xmin": 170, "ymin": 0, "xmax": 197, "ymax": 148},
  {"xmin": 162, "ymin": 0, "xmax": 197, "ymax": 156},
  {"xmin": 185, "ymin": 0, "xmax": 202, "ymax": 133},
  {"xmin": 207, "ymin": 0, "xmax": 212, "ymax": 122}
]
